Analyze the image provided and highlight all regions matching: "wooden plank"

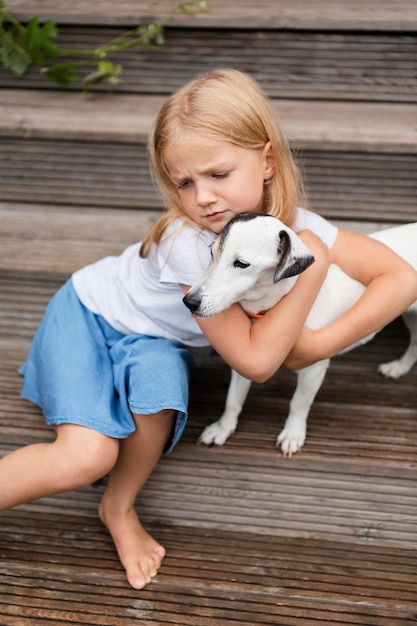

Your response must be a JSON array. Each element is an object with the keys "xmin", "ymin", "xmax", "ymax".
[
  {"xmin": 0, "ymin": 204, "xmax": 160, "ymax": 277},
  {"xmin": 1, "ymin": 512, "xmax": 417, "ymax": 625},
  {"xmin": 0, "ymin": 203, "xmax": 413, "ymax": 282},
  {"xmin": 0, "ymin": 203, "xmax": 159, "ymax": 243},
  {"xmin": 1, "ymin": 28, "xmax": 416, "ymax": 103},
  {"xmin": 0, "ymin": 91, "xmax": 161, "ymax": 143},
  {"xmin": 6, "ymin": 0, "xmax": 417, "ymax": 31},
  {"xmin": 1, "ymin": 90, "xmax": 416, "ymax": 151},
  {"xmin": 1, "ymin": 139, "xmax": 416, "ymax": 224}
]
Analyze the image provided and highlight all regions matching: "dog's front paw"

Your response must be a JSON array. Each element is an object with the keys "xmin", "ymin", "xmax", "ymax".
[
  {"xmin": 277, "ymin": 420, "xmax": 306, "ymax": 457},
  {"xmin": 378, "ymin": 359, "xmax": 408, "ymax": 379},
  {"xmin": 198, "ymin": 420, "xmax": 235, "ymax": 446}
]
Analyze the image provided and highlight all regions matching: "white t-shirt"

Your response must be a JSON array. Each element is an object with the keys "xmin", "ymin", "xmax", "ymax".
[{"xmin": 72, "ymin": 208, "xmax": 338, "ymax": 348}]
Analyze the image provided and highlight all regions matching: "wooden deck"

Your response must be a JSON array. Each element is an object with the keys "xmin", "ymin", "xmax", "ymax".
[
  {"xmin": 1, "ymin": 210, "xmax": 417, "ymax": 624},
  {"xmin": 1, "ymin": 1, "xmax": 417, "ymax": 624}
]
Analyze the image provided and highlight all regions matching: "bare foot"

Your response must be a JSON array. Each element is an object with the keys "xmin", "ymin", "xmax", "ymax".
[{"xmin": 99, "ymin": 500, "xmax": 166, "ymax": 589}]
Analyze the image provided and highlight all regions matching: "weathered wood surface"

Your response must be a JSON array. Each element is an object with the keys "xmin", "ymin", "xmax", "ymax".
[
  {"xmin": 0, "ymin": 204, "xmax": 159, "ymax": 277},
  {"xmin": 1, "ymin": 1, "xmax": 417, "ymax": 622},
  {"xmin": 0, "ymin": 175, "xmax": 416, "ymax": 626},
  {"xmin": 1, "ymin": 27, "xmax": 416, "ymax": 104},
  {"xmin": 1, "ymin": 93, "xmax": 416, "ymax": 225},
  {"xmin": 1, "ymin": 141, "xmax": 415, "ymax": 223},
  {"xmin": 6, "ymin": 0, "xmax": 417, "ymax": 30},
  {"xmin": 1, "ymin": 266, "xmax": 417, "ymax": 624},
  {"xmin": 1, "ymin": 511, "xmax": 416, "ymax": 625},
  {"xmin": 1, "ymin": 90, "xmax": 416, "ymax": 151}
]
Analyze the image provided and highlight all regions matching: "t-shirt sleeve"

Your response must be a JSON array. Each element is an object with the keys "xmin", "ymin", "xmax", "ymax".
[
  {"xmin": 158, "ymin": 225, "xmax": 214, "ymax": 286},
  {"xmin": 292, "ymin": 207, "xmax": 338, "ymax": 249}
]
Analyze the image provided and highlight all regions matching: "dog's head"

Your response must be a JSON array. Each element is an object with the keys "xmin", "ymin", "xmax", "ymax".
[{"xmin": 183, "ymin": 213, "xmax": 315, "ymax": 317}]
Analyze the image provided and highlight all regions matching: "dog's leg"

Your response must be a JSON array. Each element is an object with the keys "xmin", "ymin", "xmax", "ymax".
[
  {"xmin": 198, "ymin": 369, "xmax": 252, "ymax": 445},
  {"xmin": 277, "ymin": 360, "xmax": 329, "ymax": 456},
  {"xmin": 378, "ymin": 311, "xmax": 417, "ymax": 379}
]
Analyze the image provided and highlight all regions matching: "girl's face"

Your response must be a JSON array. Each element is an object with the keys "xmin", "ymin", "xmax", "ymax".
[{"xmin": 164, "ymin": 135, "xmax": 274, "ymax": 233}]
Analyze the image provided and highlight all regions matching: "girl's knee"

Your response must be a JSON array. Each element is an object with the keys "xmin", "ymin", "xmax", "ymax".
[
  {"xmin": 83, "ymin": 433, "xmax": 120, "ymax": 479},
  {"xmin": 55, "ymin": 425, "xmax": 119, "ymax": 486}
]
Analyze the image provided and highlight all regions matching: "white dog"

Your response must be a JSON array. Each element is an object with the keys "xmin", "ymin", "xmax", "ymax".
[{"xmin": 183, "ymin": 213, "xmax": 417, "ymax": 456}]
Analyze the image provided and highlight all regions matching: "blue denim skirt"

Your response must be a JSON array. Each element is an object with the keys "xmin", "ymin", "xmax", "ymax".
[{"xmin": 19, "ymin": 279, "xmax": 193, "ymax": 453}]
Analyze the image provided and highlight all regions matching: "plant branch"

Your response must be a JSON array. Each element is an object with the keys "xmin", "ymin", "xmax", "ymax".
[{"xmin": 0, "ymin": 1, "xmax": 209, "ymax": 89}]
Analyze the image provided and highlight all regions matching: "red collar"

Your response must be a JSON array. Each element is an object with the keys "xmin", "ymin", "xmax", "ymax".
[{"xmin": 246, "ymin": 310, "xmax": 267, "ymax": 319}]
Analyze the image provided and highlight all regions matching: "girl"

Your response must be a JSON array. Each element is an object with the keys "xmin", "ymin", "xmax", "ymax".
[{"xmin": 2, "ymin": 69, "xmax": 417, "ymax": 591}]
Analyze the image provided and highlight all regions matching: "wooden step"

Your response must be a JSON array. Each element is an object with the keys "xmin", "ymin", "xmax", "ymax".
[
  {"xmin": 1, "ymin": 510, "xmax": 416, "ymax": 625},
  {"xmin": 3, "ymin": 1, "xmax": 416, "ymax": 106},
  {"xmin": 0, "ymin": 203, "xmax": 158, "ymax": 278},
  {"xmin": 1, "ymin": 26, "xmax": 416, "ymax": 104},
  {"xmin": 1, "ymin": 271, "xmax": 417, "ymax": 623},
  {"xmin": 0, "ymin": 202, "xmax": 404, "ymax": 281},
  {"xmin": 8, "ymin": 0, "xmax": 417, "ymax": 31},
  {"xmin": 1, "ymin": 92, "xmax": 416, "ymax": 225},
  {"xmin": 2, "ymin": 90, "xmax": 416, "ymax": 151}
]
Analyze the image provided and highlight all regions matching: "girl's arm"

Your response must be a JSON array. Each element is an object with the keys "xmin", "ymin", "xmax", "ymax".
[
  {"xmin": 182, "ymin": 230, "xmax": 330, "ymax": 383},
  {"xmin": 284, "ymin": 227, "xmax": 417, "ymax": 370}
]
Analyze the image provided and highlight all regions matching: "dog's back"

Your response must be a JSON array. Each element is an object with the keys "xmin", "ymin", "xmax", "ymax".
[
  {"xmin": 371, "ymin": 222, "xmax": 417, "ymax": 272},
  {"xmin": 307, "ymin": 222, "xmax": 417, "ymax": 344}
]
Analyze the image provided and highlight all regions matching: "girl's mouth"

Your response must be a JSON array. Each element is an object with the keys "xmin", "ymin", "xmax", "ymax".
[{"xmin": 206, "ymin": 210, "xmax": 226, "ymax": 221}]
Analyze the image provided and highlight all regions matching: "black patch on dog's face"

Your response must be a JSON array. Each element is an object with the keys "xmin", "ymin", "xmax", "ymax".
[
  {"xmin": 211, "ymin": 213, "xmax": 267, "ymax": 261},
  {"xmin": 217, "ymin": 213, "xmax": 268, "ymax": 246}
]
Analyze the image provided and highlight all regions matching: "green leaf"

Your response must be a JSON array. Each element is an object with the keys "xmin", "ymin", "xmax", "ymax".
[
  {"xmin": 24, "ymin": 16, "xmax": 58, "ymax": 65},
  {"xmin": 0, "ymin": 1, "xmax": 208, "ymax": 88},
  {"xmin": 0, "ymin": 1, "xmax": 5, "ymax": 28},
  {"xmin": 41, "ymin": 64, "xmax": 77, "ymax": 88},
  {"xmin": 0, "ymin": 30, "xmax": 31, "ymax": 75},
  {"xmin": 39, "ymin": 20, "xmax": 58, "ymax": 56}
]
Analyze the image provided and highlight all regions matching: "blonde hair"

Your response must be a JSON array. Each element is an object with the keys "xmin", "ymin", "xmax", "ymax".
[{"xmin": 141, "ymin": 68, "xmax": 305, "ymax": 257}]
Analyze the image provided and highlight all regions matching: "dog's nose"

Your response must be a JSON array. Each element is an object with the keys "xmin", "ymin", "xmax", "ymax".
[{"xmin": 183, "ymin": 292, "xmax": 201, "ymax": 314}]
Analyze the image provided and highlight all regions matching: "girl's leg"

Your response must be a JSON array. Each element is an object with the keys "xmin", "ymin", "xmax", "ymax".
[
  {"xmin": 99, "ymin": 409, "xmax": 175, "ymax": 590},
  {"xmin": 0, "ymin": 424, "xmax": 119, "ymax": 511}
]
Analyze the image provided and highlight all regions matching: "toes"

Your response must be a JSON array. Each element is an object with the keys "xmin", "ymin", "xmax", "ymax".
[
  {"xmin": 128, "ymin": 566, "xmax": 154, "ymax": 590},
  {"xmin": 149, "ymin": 552, "xmax": 164, "ymax": 575},
  {"xmin": 126, "ymin": 549, "xmax": 165, "ymax": 590},
  {"xmin": 130, "ymin": 576, "xmax": 147, "ymax": 590}
]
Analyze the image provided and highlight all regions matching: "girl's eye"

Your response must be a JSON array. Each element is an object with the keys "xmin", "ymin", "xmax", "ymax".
[
  {"xmin": 177, "ymin": 180, "xmax": 192, "ymax": 190},
  {"xmin": 213, "ymin": 172, "xmax": 229, "ymax": 179}
]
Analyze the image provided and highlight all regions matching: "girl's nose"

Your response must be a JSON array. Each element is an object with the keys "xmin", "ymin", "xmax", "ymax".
[{"xmin": 196, "ymin": 182, "xmax": 216, "ymax": 207}]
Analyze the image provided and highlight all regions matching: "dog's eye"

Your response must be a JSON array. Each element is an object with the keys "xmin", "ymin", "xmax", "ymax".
[{"xmin": 233, "ymin": 259, "xmax": 250, "ymax": 269}]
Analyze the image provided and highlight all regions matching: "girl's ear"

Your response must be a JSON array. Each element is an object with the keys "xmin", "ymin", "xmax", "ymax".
[{"xmin": 262, "ymin": 141, "xmax": 275, "ymax": 179}]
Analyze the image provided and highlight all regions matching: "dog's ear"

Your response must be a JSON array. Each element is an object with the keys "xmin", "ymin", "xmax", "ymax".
[{"xmin": 273, "ymin": 230, "xmax": 315, "ymax": 283}]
